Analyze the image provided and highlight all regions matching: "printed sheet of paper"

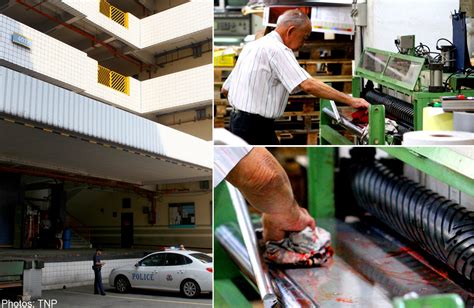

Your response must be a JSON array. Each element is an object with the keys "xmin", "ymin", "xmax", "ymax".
[{"xmin": 311, "ymin": 6, "xmax": 354, "ymax": 35}]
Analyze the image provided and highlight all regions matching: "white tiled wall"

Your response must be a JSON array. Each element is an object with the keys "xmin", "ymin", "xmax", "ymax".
[
  {"xmin": 0, "ymin": 14, "xmax": 91, "ymax": 91},
  {"xmin": 140, "ymin": 1, "xmax": 213, "ymax": 48},
  {"xmin": 58, "ymin": 0, "xmax": 140, "ymax": 48},
  {"xmin": 42, "ymin": 258, "xmax": 139, "ymax": 290},
  {"xmin": 141, "ymin": 64, "xmax": 213, "ymax": 113},
  {"xmin": 56, "ymin": 1, "xmax": 211, "ymax": 50},
  {"xmin": 0, "ymin": 14, "xmax": 209, "ymax": 114},
  {"xmin": 0, "ymin": 15, "xmax": 139, "ymax": 112}
]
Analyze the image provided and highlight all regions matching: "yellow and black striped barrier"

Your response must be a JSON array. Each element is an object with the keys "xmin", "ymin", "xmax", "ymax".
[
  {"xmin": 98, "ymin": 65, "xmax": 130, "ymax": 95},
  {"xmin": 99, "ymin": 0, "xmax": 129, "ymax": 28}
]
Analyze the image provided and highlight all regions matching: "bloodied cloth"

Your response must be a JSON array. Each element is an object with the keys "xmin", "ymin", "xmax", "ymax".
[{"xmin": 258, "ymin": 226, "xmax": 333, "ymax": 266}]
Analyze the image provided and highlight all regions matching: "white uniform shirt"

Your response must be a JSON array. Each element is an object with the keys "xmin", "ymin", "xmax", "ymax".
[
  {"xmin": 223, "ymin": 31, "xmax": 310, "ymax": 119},
  {"xmin": 214, "ymin": 147, "xmax": 252, "ymax": 187}
]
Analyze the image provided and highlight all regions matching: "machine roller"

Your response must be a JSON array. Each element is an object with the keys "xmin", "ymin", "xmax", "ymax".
[
  {"xmin": 365, "ymin": 90, "xmax": 414, "ymax": 129},
  {"xmin": 351, "ymin": 162, "xmax": 474, "ymax": 281}
]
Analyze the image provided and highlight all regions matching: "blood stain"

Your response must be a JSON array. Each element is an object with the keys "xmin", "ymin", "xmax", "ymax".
[{"xmin": 336, "ymin": 298, "xmax": 354, "ymax": 303}]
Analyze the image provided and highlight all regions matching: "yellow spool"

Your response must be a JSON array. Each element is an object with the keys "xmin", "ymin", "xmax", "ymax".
[{"xmin": 423, "ymin": 107, "xmax": 453, "ymax": 131}]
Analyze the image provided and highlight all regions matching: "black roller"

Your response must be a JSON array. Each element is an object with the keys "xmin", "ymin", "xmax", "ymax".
[
  {"xmin": 365, "ymin": 90, "xmax": 414, "ymax": 128},
  {"xmin": 396, "ymin": 122, "xmax": 412, "ymax": 135},
  {"xmin": 351, "ymin": 163, "xmax": 474, "ymax": 281}
]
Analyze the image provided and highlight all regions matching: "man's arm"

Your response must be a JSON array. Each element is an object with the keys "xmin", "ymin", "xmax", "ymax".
[
  {"xmin": 300, "ymin": 78, "xmax": 370, "ymax": 109},
  {"xmin": 221, "ymin": 71, "xmax": 233, "ymax": 98},
  {"xmin": 226, "ymin": 148, "xmax": 315, "ymax": 242}
]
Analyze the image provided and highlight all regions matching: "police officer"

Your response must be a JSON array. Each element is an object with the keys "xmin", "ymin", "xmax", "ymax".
[{"xmin": 92, "ymin": 248, "xmax": 106, "ymax": 295}]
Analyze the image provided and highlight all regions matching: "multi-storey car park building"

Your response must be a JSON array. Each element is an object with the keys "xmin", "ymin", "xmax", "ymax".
[{"xmin": 0, "ymin": 0, "xmax": 212, "ymax": 292}]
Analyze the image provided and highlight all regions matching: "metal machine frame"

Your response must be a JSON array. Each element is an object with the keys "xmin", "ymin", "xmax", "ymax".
[{"xmin": 319, "ymin": 47, "xmax": 474, "ymax": 145}]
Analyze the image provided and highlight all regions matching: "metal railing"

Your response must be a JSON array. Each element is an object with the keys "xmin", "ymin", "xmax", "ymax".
[
  {"xmin": 65, "ymin": 212, "xmax": 91, "ymax": 244},
  {"xmin": 99, "ymin": 0, "xmax": 129, "ymax": 28},
  {"xmin": 98, "ymin": 65, "xmax": 130, "ymax": 95}
]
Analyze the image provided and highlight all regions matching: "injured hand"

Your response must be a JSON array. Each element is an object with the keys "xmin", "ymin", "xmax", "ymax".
[
  {"xmin": 261, "ymin": 204, "xmax": 315, "ymax": 242},
  {"xmin": 258, "ymin": 226, "xmax": 333, "ymax": 267}
]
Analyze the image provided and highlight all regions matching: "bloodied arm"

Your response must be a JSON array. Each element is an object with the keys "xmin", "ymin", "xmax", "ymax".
[{"xmin": 226, "ymin": 148, "xmax": 315, "ymax": 242}]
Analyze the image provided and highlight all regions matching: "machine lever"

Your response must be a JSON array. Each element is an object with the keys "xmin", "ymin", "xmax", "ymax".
[
  {"xmin": 225, "ymin": 182, "xmax": 278, "ymax": 308},
  {"xmin": 330, "ymin": 100, "xmax": 342, "ymax": 124}
]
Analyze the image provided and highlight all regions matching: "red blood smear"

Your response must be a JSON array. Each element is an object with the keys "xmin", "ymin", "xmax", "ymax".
[
  {"xmin": 336, "ymin": 298, "xmax": 354, "ymax": 303},
  {"xmin": 396, "ymin": 247, "xmax": 451, "ymax": 281}
]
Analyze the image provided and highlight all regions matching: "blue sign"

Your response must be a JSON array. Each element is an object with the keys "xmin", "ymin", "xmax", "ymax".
[{"xmin": 12, "ymin": 33, "xmax": 32, "ymax": 49}]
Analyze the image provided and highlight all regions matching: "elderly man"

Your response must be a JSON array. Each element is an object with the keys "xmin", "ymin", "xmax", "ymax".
[
  {"xmin": 215, "ymin": 147, "xmax": 315, "ymax": 242},
  {"xmin": 222, "ymin": 9, "xmax": 370, "ymax": 145}
]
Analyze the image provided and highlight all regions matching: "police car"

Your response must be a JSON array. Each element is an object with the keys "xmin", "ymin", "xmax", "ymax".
[{"xmin": 109, "ymin": 250, "xmax": 212, "ymax": 298}]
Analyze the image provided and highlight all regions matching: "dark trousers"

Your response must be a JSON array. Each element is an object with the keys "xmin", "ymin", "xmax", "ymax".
[
  {"xmin": 229, "ymin": 110, "xmax": 279, "ymax": 145},
  {"xmin": 93, "ymin": 268, "xmax": 105, "ymax": 295}
]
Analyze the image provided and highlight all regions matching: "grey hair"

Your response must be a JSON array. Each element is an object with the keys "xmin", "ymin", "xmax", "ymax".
[{"xmin": 276, "ymin": 9, "xmax": 310, "ymax": 28}]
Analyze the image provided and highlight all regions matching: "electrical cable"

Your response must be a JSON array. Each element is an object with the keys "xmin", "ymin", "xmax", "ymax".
[
  {"xmin": 415, "ymin": 43, "xmax": 431, "ymax": 55},
  {"xmin": 436, "ymin": 38, "xmax": 454, "ymax": 50},
  {"xmin": 415, "ymin": 43, "xmax": 442, "ymax": 64},
  {"xmin": 444, "ymin": 70, "xmax": 463, "ymax": 91},
  {"xmin": 395, "ymin": 40, "xmax": 401, "ymax": 53},
  {"xmin": 465, "ymin": 68, "xmax": 473, "ymax": 79}
]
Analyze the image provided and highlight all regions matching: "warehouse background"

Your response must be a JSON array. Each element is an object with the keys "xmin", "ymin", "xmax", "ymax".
[{"xmin": 214, "ymin": 0, "xmax": 473, "ymax": 144}]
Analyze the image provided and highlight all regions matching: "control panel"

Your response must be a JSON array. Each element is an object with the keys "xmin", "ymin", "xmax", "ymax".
[{"xmin": 214, "ymin": 16, "xmax": 251, "ymax": 36}]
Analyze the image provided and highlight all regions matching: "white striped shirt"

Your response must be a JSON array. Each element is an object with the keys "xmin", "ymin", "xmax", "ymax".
[
  {"xmin": 223, "ymin": 31, "xmax": 310, "ymax": 119},
  {"xmin": 214, "ymin": 147, "xmax": 252, "ymax": 187}
]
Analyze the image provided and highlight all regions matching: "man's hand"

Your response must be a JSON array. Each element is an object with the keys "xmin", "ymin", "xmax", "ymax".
[
  {"xmin": 350, "ymin": 97, "xmax": 370, "ymax": 109},
  {"xmin": 262, "ymin": 203, "xmax": 315, "ymax": 242},
  {"xmin": 225, "ymin": 148, "xmax": 315, "ymax": 242},
  {"xmin": 221, "ymin": 87, "xmax": 229, "ymax": 98}
]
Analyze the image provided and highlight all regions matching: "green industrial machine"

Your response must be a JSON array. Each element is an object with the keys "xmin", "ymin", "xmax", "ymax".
[
  {"xmin": 320, "ymin": 46, "xmax": 474, "ymax": 145},
  {"xmin": 393, "ymin": 294, "xmax": 464, "ymax": 308},
  {"xmin": 214, "ymin": 147, "xmax": 473, "ymax": 307}
]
